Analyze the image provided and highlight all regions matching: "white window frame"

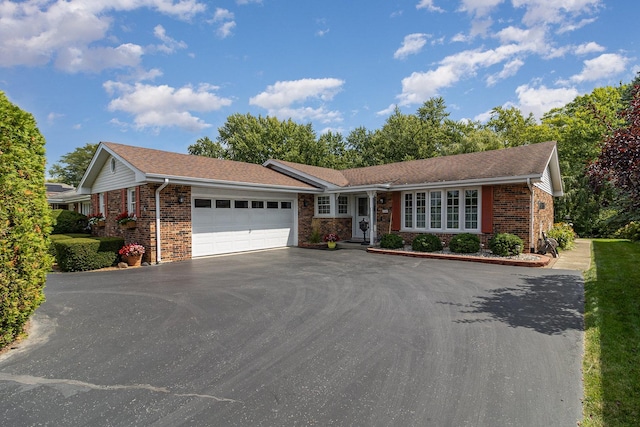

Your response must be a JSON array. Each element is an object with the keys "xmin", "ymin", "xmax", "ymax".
[
  {"xmin": 337, "ymin": 195, "xmax": 349, "ymax": 216},
  {"xmin": 99, "ymin": 193, "xmax": 105, "ymax": 216},
  {"xmin": 401, "ymin": 187, "xmax": 481, "ymax": 233},
  {"xmin": 127, "ymin": 187, "xmax": 137, "ymax": 216},
  {"xmin": 315, "ymin": 195, "xmax": 332, "ymax": 216}
]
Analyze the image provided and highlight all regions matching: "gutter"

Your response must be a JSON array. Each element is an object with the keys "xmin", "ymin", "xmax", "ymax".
[
  {"xmin": 155, "ymin": 178, "xmax": 169, "ymax": 264},
  {"xmin": 526, "ymin": 178, "xmax": 535, "ymax": 253}
]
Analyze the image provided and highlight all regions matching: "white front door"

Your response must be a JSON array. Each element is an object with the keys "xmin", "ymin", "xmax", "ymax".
[{"xmin": 353, "ymin": 196, "xmax": 370, "ymax": 240}]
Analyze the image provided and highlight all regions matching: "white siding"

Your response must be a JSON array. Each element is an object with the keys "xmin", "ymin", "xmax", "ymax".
[
  {"xmin": 92, "ymin": 156, "xmax": 137, "ymax": 193},
  {"xmin": 534, "ymin": 165, "xmax": 553, "ymax": 195}
]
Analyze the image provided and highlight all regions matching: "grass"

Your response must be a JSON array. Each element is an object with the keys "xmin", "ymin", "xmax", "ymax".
[{"xmin": 581, "ymin": 239, "xmax": 640, "ymax": 426}]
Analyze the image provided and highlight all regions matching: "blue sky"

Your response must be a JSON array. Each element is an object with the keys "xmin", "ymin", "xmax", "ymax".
[{"xmin": 1, "ymin": 0, "xmax": 638, "ymax": 170}]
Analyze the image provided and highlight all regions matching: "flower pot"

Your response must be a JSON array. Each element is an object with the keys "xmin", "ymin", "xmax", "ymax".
[
  {"xmin": 95, "ymin": 220, "xmax": 105, "ymax": 227},
  {"xmin": 121, "ymin": 221, "xmax": 137, "ymax": 229},
  {"xmin": 125, "ymin": 254, "xmax": 142, "ymax": 266},
  {"xmin": 327, "ymin": 241, "xmax": 337, "ymax": 249}
]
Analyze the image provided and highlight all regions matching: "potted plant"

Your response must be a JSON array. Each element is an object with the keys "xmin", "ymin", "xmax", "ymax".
[
  {"xmin": 116, "ymin": 211, "xmax": 137, "ymax": 228},
  {"xmin": 119, "ymin": 243, "xmax": 145, "ymax": 266},
  {"xmin": 323, "ymin": 233, "xmax": 340, "ymax": 249},
  {"xmin": 87, "ymin": 213, "xmax": 105, "ymax": 227}
]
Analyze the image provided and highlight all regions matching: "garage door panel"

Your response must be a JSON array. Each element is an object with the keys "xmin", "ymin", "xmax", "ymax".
[{"xmin": 192, "ymin": 196, "xmax": 295, "ymax": 257}]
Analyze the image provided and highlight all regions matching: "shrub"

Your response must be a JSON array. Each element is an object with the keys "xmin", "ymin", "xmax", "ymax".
[
  {"xmin": 412, "ymin": 234, "xmax": 443, "ymax": 252},
  {"xmin": 615, "ymin": 221, "xmax": 640, "ymax": 242},
  {"xmin": 0, "ymin": 91, "xmax": 53, "ymax": 349},
  {"xmin": 48, "ymin": 234, "xmax": 74, "ymax": 257},
  {"xmin": 489, "ymin": 233, "xmax": 524, "ymax": 257},
  {"xmin": 309, "ymin": 229, "xmax": 321, "ymax": 244},
  {"xmin": 449, "ymin": 233, "xmax": 480, "ymax": 253},
  {"xmin": 54, "ymin": 239, "xmax": 117, "ymax": 272},
  {"xmin": 95, "ymin": 237, "xmax": 125, "ymax": 255},
  {"xmin": 51, "ymin": 209, "xmax": 88, "ymax": 234},
  {"xmin": 547, "ymin": 222, "xmax": 576, "ymax": 250},
  {"xmin": 380, "ymin": 234, "xmax": 403, "ymax": 249}
]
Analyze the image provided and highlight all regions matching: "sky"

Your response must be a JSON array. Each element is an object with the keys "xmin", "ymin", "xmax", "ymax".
[{"xmin": 1, "ymin": 0, "xmax": 638, "ymax": 171}]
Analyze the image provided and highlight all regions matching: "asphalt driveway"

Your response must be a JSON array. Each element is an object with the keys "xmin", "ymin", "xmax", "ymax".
[{"xmin": 0, "ymin": 248, "xmax": 584, "ymax": 426}]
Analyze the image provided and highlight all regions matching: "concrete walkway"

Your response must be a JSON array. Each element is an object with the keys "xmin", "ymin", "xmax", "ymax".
[{"xmin": 549, "ymin": 238, "xmax": 592, "ymax": 271}]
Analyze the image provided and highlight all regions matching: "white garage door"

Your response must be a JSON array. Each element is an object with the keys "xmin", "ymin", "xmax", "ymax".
[{"xmin": 192, "ymin": 196, "xmax": 295, "ymax": 257}]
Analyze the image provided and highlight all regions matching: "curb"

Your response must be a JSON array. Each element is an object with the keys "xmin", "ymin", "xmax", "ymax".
[{"xmin": 367, "ymin": 248, "xmax": 551, "ymax": 267}]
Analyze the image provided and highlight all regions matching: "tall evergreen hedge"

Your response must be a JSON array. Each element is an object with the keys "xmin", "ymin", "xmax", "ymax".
[{"xmin": 0, "ymin": 92, "xmax": 53, "ymax": 349}]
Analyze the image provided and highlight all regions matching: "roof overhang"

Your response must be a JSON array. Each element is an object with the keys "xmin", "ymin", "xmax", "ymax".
[
  {"xmin": 264, "ymin": 160, "xmax": 343, "ymax": 190},
  {"xmin": 143, "ymin": 174, "xmax": 322, "ymax": 194},
  {"xmin": 547, "ymin": 145, "xmax": 564, "ymax": 197},
  {"xmin": 77, "ymin": 142, "xmax": 141, "ymax": 194}
]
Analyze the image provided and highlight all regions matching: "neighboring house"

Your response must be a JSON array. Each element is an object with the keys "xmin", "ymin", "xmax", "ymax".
[
  {"xmin": 46, "ymin": 183, "xmax": 91, "ymax": 214},
  {"xmin": 77, "ymin": 141, "xmax": 563, "ymax": 263}
]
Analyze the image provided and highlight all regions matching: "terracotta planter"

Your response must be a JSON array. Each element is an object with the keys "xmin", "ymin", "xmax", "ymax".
[
  {"xmin": 327, "ymin": 241, "xmax": 337, "ymax": 249},
  {"xmin": 125, "ymin": 254, "xmax": 142, "ymax": 266}
]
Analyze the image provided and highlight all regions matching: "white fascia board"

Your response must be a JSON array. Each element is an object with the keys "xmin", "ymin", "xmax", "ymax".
[
  {"xmin": 77, "ymin": 143, "xmax": 144, "ymax": 194},
  {"xmin": 322, "ymin": 184, "xmax": 392, "ymax": 194},
  {"xmin": 390, "ymin": 174, "xmax": 543, "ymax": 192},
  {"xmin": 144, "ymin": 174, "xmax": 323, "ymax": 194},
  {"xmin": 547, "ymin": 146, "xmax": 565, "ymax": 197},
  {"xmin": 263, "ymin": 160, "xmax": 340, "ymax": 190}
]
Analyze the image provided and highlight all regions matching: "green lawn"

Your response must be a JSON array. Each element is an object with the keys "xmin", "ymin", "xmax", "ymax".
[{"xmin": 581, "ymin": 240, "xmax": 640, "ymax": 426}]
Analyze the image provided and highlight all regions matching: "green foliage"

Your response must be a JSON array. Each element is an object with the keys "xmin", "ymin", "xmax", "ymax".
[
  {"xmin": 309, "ymin": 229, "xmax": 321, "ymax": 244},
  {"xmin": 0, "ymin": 91, "xmax": 53, "ymax": 349},
  {"xmin": 615, "ymin": 221, "xmax": 640, "ymax": 242},
  {"xmin": 411, "ymin": 234, "xmax": 443, "ymax": 252},
  {"xmin": 95, "ymin": 237, "xmax": 126, "ymax": 255},
  {"xmin": 547, "ymin": 222, "xmax": 576, "ymax": 250},
  {"xmin": 48, "ymin": 142, "xmax": 97, "ymax": 187},
  {"xmin": 53, "ymin": 239, "xmax": 117, "ymax": 272},
  {"xmin": 582, "ymin": 240, "xmax": 640, "ymax": 426},
  {"xmin": 380, "ymin": 234, "xmax": 404, "ymax": 249},
  {"xmin": 489, "ymin": 233, "xmax": 523, "ymax": 256},
  {"xmin": 449, "ymin": 233, "xmax": 481, "ymax": 253},
  {"xmin": 50, "ymin": 209, "xmax": 88, "ymax": 234}
]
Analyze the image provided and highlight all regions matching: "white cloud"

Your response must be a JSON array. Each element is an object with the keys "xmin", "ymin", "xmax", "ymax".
[
  {"xmin": 152, "ymin": 25, "xmax": 187, "ymax": 54},
  {"xmin": 569, "ymin": 53, "xmax": 630, "ymax": 83},
  {"xmin": 574, "ymin": 42, "xmax": 605, "ymax": 55},
  {"xmin": 236, "ymin": 0, "xmax": 262, "ymax": 4},
  {"xmin": 212, "ymin": 8, "xmax": 235, "ymax": 38},
  {"xmin": 458, "ymin": 0, "xmax": 504, "ymax": 17},
  {"xmin": 104, "ymin": 81, "xmax": 232, "ymax": 131},
  {"xmin": 514, "ymin": 84, "xmax": 579, "ymax": 119},
  {"xmin": 213, "ymin": 8, "xmax": 234, "ymax": 22},
  {"xmin": 511, "ymin": 0, "xmax": 602, "ymax": 26},
  {"xmin": 416, "ymin": 0, "xmax": 444, "ymax": 12},
  {"xmin": 486, "ymin": 58, "xmax": 524, "ymax": 86},
  {"xmin": 394, "ymin": 34, "xmax": 429, "ymax": 59},
  {"xmin": 47, "ymin": 112, "xmax": 64, "ymax": 124},
  {"xmin": 250, "ymin": 78, "xmax": 345, "ymax": 123},
  {"xmin": 0, "ymin": 0, "xmax": 205, "ymax": 72},
  {"xmin": 557, "ymin": 17, "xmax": 597, "ymax": 34}
]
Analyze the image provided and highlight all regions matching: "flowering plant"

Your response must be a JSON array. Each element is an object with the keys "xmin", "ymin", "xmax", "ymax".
[
  {"xmin": 323, "ymin": 233, "xmax": 340, "ymax": 243},
  {"xmin": 116, "ymin": 211, "xmax": 136, "ymax": 224},
  {"xmin": 87, "ymin": 213, "xmax": 105, "ymax": 225},
  {"xmin": 119, "ymin": 243, "xmax": 145, "ymax": 257}
]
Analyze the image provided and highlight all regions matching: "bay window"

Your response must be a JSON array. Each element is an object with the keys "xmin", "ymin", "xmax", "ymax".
[{"xmin": 403, "ymin": 187, "xmax": 480, "ymax": 232}]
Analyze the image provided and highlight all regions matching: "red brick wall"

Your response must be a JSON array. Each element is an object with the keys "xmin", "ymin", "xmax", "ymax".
[
  {"xmin": 91, "ymin": 183, "xmax": 191, "ymax": 263},
  {"xmin": 532, "ymin": 186, "xmax": 555, "ymax": 252},
  {"xmin": 297, "ymin": 193, "xmax": 352, "ymax": 243}
]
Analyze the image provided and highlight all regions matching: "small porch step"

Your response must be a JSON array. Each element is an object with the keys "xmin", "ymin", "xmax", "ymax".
[{"xmin": 337, "ymin": 240, "xmax": 373, "ymax": 250}]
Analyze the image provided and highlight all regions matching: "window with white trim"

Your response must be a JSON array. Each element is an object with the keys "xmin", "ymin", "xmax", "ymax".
[
  {"xmin": 99, "ymin": 193, "xmax": 105, "ymax": 216},
  {"xmin": 316, "ymin": 195, "xmax": 331, "ymax": 215},
  {"xmin": 403, "ymin": 187, "xmax": 480, "ymax": 232},
  {"xmin": 127, "ymin": 187, "xmax": 137, "ymax": 216},
  {"xmin": 337, "ymin": 196, "xmax": 349, "ymax": 215}
]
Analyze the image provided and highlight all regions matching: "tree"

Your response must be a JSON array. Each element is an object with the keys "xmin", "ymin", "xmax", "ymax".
[
  {"xmin": 588, "ymin": 83, "xmax": 640, "ymax": 210},
  {"xmin": 0, "ymin": 91, "xmax": 52, "ymax": 349},
  {"xmin": 188, "ymin": 136, "xmax": 225, "ymax": 158},
  {"xmin": 48, "ymin": 142, "xmax": 98, "ymax": 187}
]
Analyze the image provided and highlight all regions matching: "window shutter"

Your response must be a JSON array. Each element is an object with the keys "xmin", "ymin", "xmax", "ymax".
[
  {"xmin": 481, "ymin": 185, "xmax": 493, "ymax": 233},
  {"xmin": 391, "ymin": 192, "xmax": 401, "ymax": 232}
]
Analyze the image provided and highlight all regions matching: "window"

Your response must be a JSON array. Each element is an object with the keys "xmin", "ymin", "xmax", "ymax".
[
  {"xmin": 194, "ymin": 199, "xmax": 212, "ymax": 208},
  {"xmin": 465, "ymin": 190, "xmax": 478, "ymax": 229},
  {"xmin": 403, "ymin": 188, "xmax": 480, "ymax": 232},
  {"xmin": 430, "ymin": 191, "xmax": 442, "ymax": 229},
  {"xmin": 416, "ymin": 192, "xmax": 426, "ymax": 228},
  {"xmin": 317, "ymin": 195, "xmax": 331, "ymax": 215},
  {"xmin": 110, "ymin": 157, "xmax": 116, "ymax": 173},
  {"xmin": 235, "ymin": 200, "xmax": 248, "ymax": 209},
  {"xmin": 216, "ymin": 200, "xmax": 231, "ymax": 208},
  {"xmin": 281, "ymin": 201, "xmax": 292, "ymax": 209},
  {"xmin": 404, "ymin": 193, "xmax": 413, "ymax": 228},
  {"xmin": 447, "ymin": 190, "xmax": 460, "ymax": 229},
  {"xmin": 337, "ymin": 196, "xmax": 349, "ymax": 215},
  {"xmin": 267, "ymin": 201, "xmax": 279, "ymax": 209},
  {"xmin": 99, "ymin": 193, "xmax": 105, "ymax": 216},
  {"xmin": 127, "ymin": 187, "xmax": 137, "ymax": 216},
  {"xmin": 252, "ymin": 201, "xmax": 264, "ymax": 209},
  {"xmin": 358, "ymin": 197, "xmax": 369, "ymax": 217}
]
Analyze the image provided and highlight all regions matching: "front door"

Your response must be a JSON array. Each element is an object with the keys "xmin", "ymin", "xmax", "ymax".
[{"xmin": 353, "ymin": 196, "xmax": 370, "ymax": 240}]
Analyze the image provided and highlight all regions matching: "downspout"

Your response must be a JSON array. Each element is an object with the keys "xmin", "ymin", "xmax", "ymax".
[
  {"xmin": 526, "ymin": 178, "xmax": 535, "ymax": 253},
  {"xmin": 155, "ymin": 178, "xmax": 169, "ymax": 264}
]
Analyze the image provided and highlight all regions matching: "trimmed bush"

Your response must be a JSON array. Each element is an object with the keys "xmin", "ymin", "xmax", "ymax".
[
  {"xmin": 0, "ymin": 91, "xmax": 53, "ymax": 349},
  {"xmin": 547, "ymin": 222, "xmax": 576, "ymax": 250},
  {"xmin": 94, "ymin": 237, "xmax": 125, "ymax": 255},
  {"xmin": 54, "ymin": 239, "xmax": 117, "ymax": 272},
  {"xmin": 380, "ymin": 233, "xmax": 404, "ymax": 249},
  {"xmin": 615, "ymin": 221, "xmax": 640, "ymax": 242},
  {"xmin": 489, "ymin": 233, "xmax": 523, "ymax": 256},
  {"xmin": 449, "ymin": 233, "xmax": 480, "ymax": 253},
  {"xmin": 51, "ymin": 209, "xmax": 88, "ymax": 234},
  {"xmin": 412, "ymin": 234, "xmax": 443, "ymax": 252}
]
